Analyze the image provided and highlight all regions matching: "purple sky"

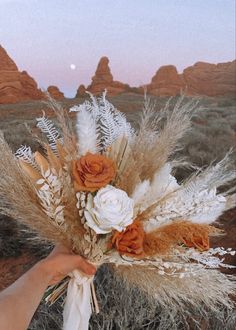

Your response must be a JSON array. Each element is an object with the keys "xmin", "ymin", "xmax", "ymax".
[{"xmin": 0, "ymin": 0, "xmax": 235, "ymax": 97}]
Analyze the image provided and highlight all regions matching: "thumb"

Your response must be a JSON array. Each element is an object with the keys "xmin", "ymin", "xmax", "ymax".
[{"xmin": 70, "ymin": 255, "xmax": 96, "ymax": 276}]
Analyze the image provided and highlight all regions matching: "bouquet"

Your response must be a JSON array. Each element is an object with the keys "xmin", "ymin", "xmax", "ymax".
[{"xmin": 0, "ymin": 92, "xmax": 235, "ymax": 329}]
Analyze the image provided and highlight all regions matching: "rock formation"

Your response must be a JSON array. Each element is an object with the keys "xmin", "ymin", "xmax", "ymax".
[
  {"xmin": 0, "ymin": 45, "xmax": 44, "ymax": 104},
  {"xmin": 76, "ymin": 84, "xmax": 87, "ymax": 97},
  {"xmin": 147, "ymin": 65, "xmax": 184, "ymax": 96},
  {"xmin": 146, "ymin": 60, "xmax": 236, "ymax": 97},
  {"xmin": 47, "ymin": 85, "xmax": 64, "ymax": 100},
  {"xmin": 86, "ymin": 57, "xmax": 131, "ymax": 96},
  {"xmin": 83, "ymin": 57, "xmax": 235, "ymax": 98},
  {"xmin": 182, "ymin": 61, "xmax": 236, "ymax": 96},
  {"xmin": 1, "ymin": 44, "xmax": 234, "ymax": 103}
]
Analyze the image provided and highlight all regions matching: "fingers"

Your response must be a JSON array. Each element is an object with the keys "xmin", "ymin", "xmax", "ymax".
[
  {"xmin": 49, "ymin": 245, "xmax": 97, "ymax": 276},
  {"xmin": 73, "ymin": 255, "xmax": 96, "ymax": 275}
]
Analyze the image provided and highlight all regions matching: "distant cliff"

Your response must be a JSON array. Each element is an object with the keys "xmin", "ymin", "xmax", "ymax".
[
  {"xmin": 77, "ymin": 57, "xmax": 236, "ymax": 97},
  {"xmin": 0, "ymin": 45, "xmax": 44, "ymax": 104},
  {"xmin": 0, "ymin": 45, "xmax": 235, "ymax": 104}
]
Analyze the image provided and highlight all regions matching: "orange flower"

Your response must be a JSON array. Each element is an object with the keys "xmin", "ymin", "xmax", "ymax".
[
  {"xmin": 112, "ymin": 221, "xmax": 146, "ymax": 258},
  {"xmin": 72, "ymin": 152, "xmax": 116, "ymax": 192}
]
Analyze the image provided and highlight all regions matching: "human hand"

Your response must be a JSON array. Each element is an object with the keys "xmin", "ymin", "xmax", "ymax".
[{"xmin": 37, "ymin": 245, "xmax": 96, "ymax": 285}]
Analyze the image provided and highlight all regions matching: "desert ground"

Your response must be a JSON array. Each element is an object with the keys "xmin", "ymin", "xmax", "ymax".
[{"xmin": 0, "ymin": 93, "xmax": 236, "ymax": 329}]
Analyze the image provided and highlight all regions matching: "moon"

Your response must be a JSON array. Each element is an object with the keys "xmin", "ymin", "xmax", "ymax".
[{"xmin": 70, "ymin": 64, "xmax": 76, "ymax": 70}]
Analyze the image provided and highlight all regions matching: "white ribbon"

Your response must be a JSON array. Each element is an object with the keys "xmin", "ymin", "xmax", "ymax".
[{"xmin": 63, "ymin": 270, "xmax": 94, "ymax": 330}]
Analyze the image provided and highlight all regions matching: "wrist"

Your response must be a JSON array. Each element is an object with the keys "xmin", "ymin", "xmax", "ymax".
[{"xmin": 34, "ymin": 260, "xmax": 54, "ymax": 286}]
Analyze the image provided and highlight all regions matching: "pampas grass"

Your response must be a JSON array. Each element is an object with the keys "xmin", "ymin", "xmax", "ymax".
[
  {"xmin": 114, "ymin": 265, "xmax": 236, "ymax": 329},
  {"xmin": 0, "ymin": 132, "xmax": 70, "ymax": 247},
  {"xmin": 133, "ymin": 96, "xmax": 198, "ymax": 179},
  {"xmin": 118, "ymin": 96, "xmax": 199, "ymax": 195}
]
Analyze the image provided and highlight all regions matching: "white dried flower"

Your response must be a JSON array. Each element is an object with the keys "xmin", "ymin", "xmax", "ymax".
[{"xmin": 84, "ymin": 185, "xmax": 134, "ymax": 234}]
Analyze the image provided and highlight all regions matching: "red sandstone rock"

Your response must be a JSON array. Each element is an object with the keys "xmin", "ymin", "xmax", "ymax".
[
  {"xmin": 76, "ymin": 84, "xmax": 87, "ymax": 97},
  {"xmin": 182, "ymin": 61, "xmax": 236, "ymax": 96},
  {"xmin": 146, "ymin": 60, "xmax": 236, "ymax": 97},
  {"xmin": 0, "ymin": 46, "xmax": 17, "ymax": 71},
  {"xmin": 47, "ymin": 85, "xmax": 64, "ymax": 100},
  {"xmin": 0, "ymin": 45, "xmax": 44, "ymax": 104},
  {"xmin": 86, "ymin": 57, "xmax": 235, "ymax": 98},
  {"xmin": 86, "ymin": 57, "xmax": 132, "ymax": 96},
  {"xmin": 147, "ymin": 65, "xmax": 185, "ymax": 96}
]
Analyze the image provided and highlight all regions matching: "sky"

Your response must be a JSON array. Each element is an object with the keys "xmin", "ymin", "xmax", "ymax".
[{"xmin": 0, "ymin": 0, "xmax": 235, "ymax": 97}]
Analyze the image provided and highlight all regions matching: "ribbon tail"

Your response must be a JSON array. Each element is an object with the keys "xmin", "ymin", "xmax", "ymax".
[{"xmin": 63, "ymin": 270, "xmax": 93, "ymax": 330}]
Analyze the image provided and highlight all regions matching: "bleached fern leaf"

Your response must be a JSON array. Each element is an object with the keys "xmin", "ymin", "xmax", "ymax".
[
  {"xmin": 15, "ymin": 145, "xmax": 37, "ymax": 168},
  {"xmin": 70, "ymin": 92, "xmax": 101, "ymax": 118},
  {"xmin": 144, "ymin": 187, "xmax": 227, "ymax": 232},
  {"xmin": 143, "ymin": 155, "xmax": 236, "ymax": 231},
  {"xmin": 76, "ymin": 106, "xmax": 98, "ymax": 155},
  {"xmin": 70, "ymin": 91, "xmax": 134, "ymax": 151},
  {"xmin": 69, "ymin": 105, "xmax": 80, "ymax": 112},
  {"xmin": 184, "ymin": 151, "xmax": 236, "ymax": 193},
  {"xmin": 36, "ymin": 111, "xmax": 61, "ymax": 152},
  {"xmin": 143, "ymin": 161, "xmax": 233, "ymax": 231},
  {"xmin": 183, "ymin": 247, "xmax": 236, "ymax": 269},
  {"xmin": 99, "ymin": 105, "xmax": 120, "ymax": 148},
  {"xmin": 86, "ymin": 91, "xmax": 101, "ymax": 118},
  {"xmin": 98, "ymin": 91, "xmax": 134, "ymax": 149}
]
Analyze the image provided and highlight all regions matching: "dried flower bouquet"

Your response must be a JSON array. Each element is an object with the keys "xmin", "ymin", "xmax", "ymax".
[{"xmin": 0, "ymin": 92, "xmax": 235, "ymax": 329}]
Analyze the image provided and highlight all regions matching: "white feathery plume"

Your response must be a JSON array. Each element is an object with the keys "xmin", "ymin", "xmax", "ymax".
[
  {"xmin": 146, "ymin": 163, "xmax": 179, "ymax": 205},
  {"xmin": 131, "ymin": 180, "xmax": 150, "ymax": 214},
  {"xmin": 36, "ymin": 111, "xmax": 61, "ymax": 152},
  {"xmin": 133, "ymin": 163, "xmax": 179, "ymax": 215},
  {"xmin": 76, "ymin": 105, "xmax": 98, "ymax": 156}
]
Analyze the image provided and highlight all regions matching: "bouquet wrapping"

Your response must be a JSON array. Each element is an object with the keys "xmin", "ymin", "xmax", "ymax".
[{"xmin": 0, "ymin": 92, "xmax": 235, "ymax": 329}]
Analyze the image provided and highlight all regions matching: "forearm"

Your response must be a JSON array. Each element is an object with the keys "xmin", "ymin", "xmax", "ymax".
[{"xmin": 0, "ymin": 261, "xmax": 52, "ymax": 330}]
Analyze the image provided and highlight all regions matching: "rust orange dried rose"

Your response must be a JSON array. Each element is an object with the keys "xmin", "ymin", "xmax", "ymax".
[
  {"xmin": 72, "ymin": 152, "xmax": 116, "ymax": 192},
  {"xmin": 112, "ymin": 221, "xmax": 146, "ymax": 257}
]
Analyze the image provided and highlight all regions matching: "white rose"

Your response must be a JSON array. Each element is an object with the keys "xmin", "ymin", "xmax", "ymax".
[{"xmin": 84, "ymin": 185, "xmax": 134, "ymax": 234}]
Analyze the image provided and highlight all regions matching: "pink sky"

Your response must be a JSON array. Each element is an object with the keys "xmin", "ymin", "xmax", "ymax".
[{"xmin": 0, "ymin": 0, "xmax": 235, "ymax": 97}]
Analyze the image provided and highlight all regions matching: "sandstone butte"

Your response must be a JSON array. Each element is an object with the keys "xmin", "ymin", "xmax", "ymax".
[
  {"xmin": 0, "ymin": 45, "xmax": 44, "ymax": 104},
  {"xmin": 77, "ymin": 57, "xmax": 236, "ymax": 97},
  {"xmin": 47, "ymin": 85, "xmax": 64, "ymax": 100},
  {"xmin": 76, "ymin": 56, "xmax": 137, "ymax": 97}
]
